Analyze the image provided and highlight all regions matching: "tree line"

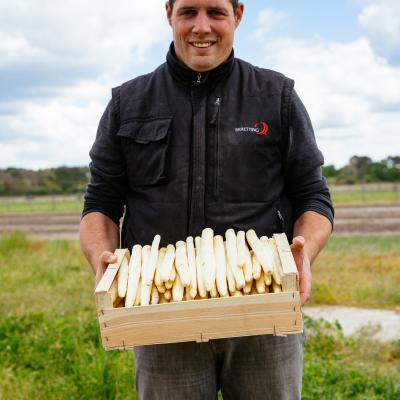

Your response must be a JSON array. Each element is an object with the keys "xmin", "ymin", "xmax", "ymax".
[
  {"xmin": 0, "ymin": 166, "xmax": 89, "ymax": 196},
  {"xmin": 0, "ymin": 156, "xmax": 399, "ymax": 196},
  {"xmin": 322, "ymin": 155, "xmax": 400, "ymax": 184}
]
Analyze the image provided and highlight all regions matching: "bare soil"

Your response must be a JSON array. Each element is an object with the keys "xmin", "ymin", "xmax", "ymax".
[{"xmin": 1, "ymin": 203, "xmax": 400, "ymax": 239}]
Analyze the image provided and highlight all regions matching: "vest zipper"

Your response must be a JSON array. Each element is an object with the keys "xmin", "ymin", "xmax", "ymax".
[
  {"xmin": 210, "ymin": 97, "xmax": 221, "ymax": 199},
  {"xmin": 196, "ymin": 73, "xmax": 202, "ymax": 84}
]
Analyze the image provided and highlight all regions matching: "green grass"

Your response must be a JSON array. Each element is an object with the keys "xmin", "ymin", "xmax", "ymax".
[
  {"xmin": 0, "ymin": 189, "xmax": 399, "ymax": 214},
  {"xmin": 332, "ymin": 191, "xmax": 400, "ymax": 204},
  {"xmin": 0, "ymin": 232, "xmax": 399, "ymax": 399},
  {"xmin": 0, "ymin": 196, "xmax": 83, "ymax": 213},
  {"xmin": 310, "ymin": 235, "xmax": 400, "ymax": 309}
]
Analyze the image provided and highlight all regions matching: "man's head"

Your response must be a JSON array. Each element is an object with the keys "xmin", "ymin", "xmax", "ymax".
[{"xmin": 166, "ymin": 0, "xmax": 244, "ymax": 72}]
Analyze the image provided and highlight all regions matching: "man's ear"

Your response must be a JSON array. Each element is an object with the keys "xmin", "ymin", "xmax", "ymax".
[
  {"xmin": 166, "ymin": 2, "xmax": 173, "ymax": 27},
  {"xmin": 234, "ymin": 3, "xmax": 244, "ymax": 28}
]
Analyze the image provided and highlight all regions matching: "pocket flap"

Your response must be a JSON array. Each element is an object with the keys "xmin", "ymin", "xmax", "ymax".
[{"xmin": 117, "ymin": 117, "xmax": 172, "ymax": 144}]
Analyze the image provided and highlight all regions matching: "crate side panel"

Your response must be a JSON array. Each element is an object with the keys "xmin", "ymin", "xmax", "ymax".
[{"xmin": 100, "ymin": 311, "xmax": 302, "ymax": 348}]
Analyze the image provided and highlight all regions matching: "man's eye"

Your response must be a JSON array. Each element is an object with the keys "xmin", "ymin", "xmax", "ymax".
[
  {"xmin": 181, "ymin": 10, "xmax": 197, "ymax": 16},
  {"xmin": 209, "ymin": 10, "xmax": 224, "ymax": 16}
]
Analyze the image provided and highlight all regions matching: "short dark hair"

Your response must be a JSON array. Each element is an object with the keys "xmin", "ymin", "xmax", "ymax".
[{"xmin": 168, "ymin": 0, "xmax": 239, "ymax": 11}]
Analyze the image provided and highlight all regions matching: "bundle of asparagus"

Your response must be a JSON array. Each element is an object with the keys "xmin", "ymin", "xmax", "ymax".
[{"xmin": 115, "ymin": 228, "xmax": 287, "ymax": 307}]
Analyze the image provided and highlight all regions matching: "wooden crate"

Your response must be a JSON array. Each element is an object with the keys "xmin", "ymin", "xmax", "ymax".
[{"xmin": 95, "ymin": 233, "xmax": 302, "ymax": 350}]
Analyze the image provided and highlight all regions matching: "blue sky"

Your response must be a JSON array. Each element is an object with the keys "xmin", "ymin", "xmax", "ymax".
[{"xmin": 1, "ymin": 0, "xmax": 399, "ymax": 169}]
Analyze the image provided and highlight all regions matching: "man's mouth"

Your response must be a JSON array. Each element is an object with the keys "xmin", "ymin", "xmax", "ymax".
[{"xmin": 191, "ymin": 42, "xmax": 214, "ymax": 48}]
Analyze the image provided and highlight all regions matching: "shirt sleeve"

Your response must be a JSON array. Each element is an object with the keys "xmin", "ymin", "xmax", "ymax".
[
  {"xmin": 283, "ymin": 89, "xmax": 334, "ymax": 227},
  {"xmin": 82, "ymin": 98, "xmax": 127, "ymax": 225}
]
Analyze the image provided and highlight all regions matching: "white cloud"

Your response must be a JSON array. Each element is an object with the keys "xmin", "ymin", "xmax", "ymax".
[
  {"xmin": 0, "ymin": 0, "xmax": 172, "ymax": 168},
  {"xmin": 0, "ymin": 81, "xmax": 107, "ymax": 168},
  {"xmin": 0, "ymin": 0, "xmax": 170, "ymax": 83},
  {"xmin": 358, "ymin": 0, "xmax": 400, "ymax": 64},
  {"xmin": 255, "ymin": 9, "xmax": 289, "ymax": 38},
  {"xmin": 255, "ymin": 4, "xmax": 400, "ymax": 167}
]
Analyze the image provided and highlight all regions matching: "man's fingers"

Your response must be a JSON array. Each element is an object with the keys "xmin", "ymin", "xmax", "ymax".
[
  {"xmin": 100, "ymin": 251, "xmax": 117, "ymax": 265},
  {"xmin": 291, "ymin": 235, "xmax": 305, "ymax": 251}
]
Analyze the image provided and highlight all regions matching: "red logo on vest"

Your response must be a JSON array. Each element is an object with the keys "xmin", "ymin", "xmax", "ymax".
[
  {"xmin": 235, "ymin": 121, "xmax": 270, "ymax": 136},
  {"xmin": 253, "ymin": 121, "xmax": 269, "ymax": 135}
]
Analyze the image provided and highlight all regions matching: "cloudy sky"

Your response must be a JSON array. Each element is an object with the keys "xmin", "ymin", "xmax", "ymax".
[{"xmin": 1, "ymin": 0, "xmax": 399, "ymax": 169}]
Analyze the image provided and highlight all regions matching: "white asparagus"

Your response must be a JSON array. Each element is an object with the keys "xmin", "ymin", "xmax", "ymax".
[
  {"xmin": 264, "ymin": 271, "xmax": 272, "ymax": 286},
  {"xmin": 243, "ymin": 280, "xmax": 252, "ymax": 294},
  {"xmin": 195, "ymin": 236, "xmax": 207, "ymax": 298},
  {"xmin": 272, "ymin": 281, "xmax": 282, "ymax": 293},
  {"xmin": 154, "ymin": 247, "xmax": 166, "ymax": 287},
  {"xmin": 145, "ymin": 234, "xmax": 161, "ymax": 285},
  {"xmin": 214, "ymin": 235, "xmax": 228, "ymax": 297},
  {"xmin": 256, "ymin": 273, "xmax": 266, "ymax": 294},
  {"xmin": 251, "ymin": 251, "xmax": 262, "ymax": 280},
  {"xmin": 260, "ymin": 236, "xmax": 282, "ymax": 285},
  {"xmin": 117, "ymin": 255, "xmax": 129, "ymax": 298},
  {"xmin": 134, "ymin": 279, "xmax": 142, "ymax": 306},
  {"xmin": 172, "ymin": 274, "xmax": 184, "ymax": 302},
  {"xmin": 165, "ymin": 280, "xmax": 173, "ymax": 290},
  {"xmin": 151, "ymin": 284, "xmax": 159, "ymax": 305},
  {"xmin": 210, "ymin": 281, "xmax": 219, "ymax": 298},
  {"xmin": 160, "ymin": 244, "xmax": 175, "ymax": 282},
  {"xmin": 201, "ymin": 228, "xmax": 216, "ymax": 291},
  {"xmin": 175, "ymin": 241, "xmax": 191, "ymax": 287},
  {"xmin": 140, "ymin": 246, "xmax": 151, "ymax": 305},
  {"xmin": 225, "ymin": 229, "xmax": 245, "ymax": 289},
  {"xmin": 268, "ymin": 238, "xmax": 283, "ymax": 285},
  {"xmin": 186, "ymin": 236, "xmax": 198, "ymax": 298},
  {"xmin": 169, "ymin": 264, "xmax": 176, "ymax": 282},
  {"xmin": 236, "ymin": 230, "xmax": 247, "ymax": 269},
  {"xmin": 164, "ymin": 289, "xmax": 172, "ymax": 301},
  {"xmin": 246, "ymin": 230, "xmax": 273, "ymax": 275},
  {"xmin": 185, "ymin": 286, "xmax": 193, "ymax": 301},
  {"xmin": 125, "ymin": 244, "xmax": 142, "ymax": 307},
  {"xmin": 233, "ymin": 290, "xmax": 243, "ymax": 297},
  {"xmin": 243, "ymin": 241, "xmax": 253, "ymax": 282},
  {"xmin": 224, "ymin": 241, "xmax": 237, "ymax": 294}
]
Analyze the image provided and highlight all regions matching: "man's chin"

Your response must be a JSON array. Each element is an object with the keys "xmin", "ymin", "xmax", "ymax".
[{"xmin": 187, "ymin": 57, "xmax": 219, "ymax": 73}]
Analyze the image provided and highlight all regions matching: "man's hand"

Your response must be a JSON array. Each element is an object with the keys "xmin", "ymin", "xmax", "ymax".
[
  {"xmin": 95, "ymin": 251, "xmax": 118, "ymax": 286},
  {"xmin": 290, "ymin": 236, "xmax": 312, "ymax": 306}
]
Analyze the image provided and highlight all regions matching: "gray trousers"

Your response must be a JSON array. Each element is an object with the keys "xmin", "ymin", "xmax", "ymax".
[{"xmin": 134, "ymin": 332, "xmax": 306, "ymax": 400}]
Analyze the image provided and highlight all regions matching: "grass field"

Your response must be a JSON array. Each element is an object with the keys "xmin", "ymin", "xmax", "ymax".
[
  {"xmin": 331, "ymin": 191, "xmax": 400, "ymax": 204},
  {"xmin": 0, "ymin": 188, "xmax": 399, "ymax": 214},
  {"xmin": 0, "ymin": 233, "xmax": 399, "ymax": 399},
  {"xmin": 0, "ymin": 196, "xmax": 83, "ymax": 213}
]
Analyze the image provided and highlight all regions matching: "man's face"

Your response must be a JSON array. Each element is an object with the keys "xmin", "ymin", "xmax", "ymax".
[{"xmin": 166, "ymin": 0, "xmax": 244, "ymax": 72}]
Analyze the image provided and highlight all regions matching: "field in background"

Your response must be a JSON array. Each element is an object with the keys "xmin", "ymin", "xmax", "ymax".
[
  {"xmin": 0, "ymin": 233, "xmax": 399, "ymax": 399},
  {"xmin": 0, "ymin": 195, "xmax": 83, "ymax": 213},
  {"xmin": 0, "ymin": 183, "xmax": 399, "ymax": 214},
  {"xmin": 331, "ymin": 183, "xmax": 400, "ymax": 203}
]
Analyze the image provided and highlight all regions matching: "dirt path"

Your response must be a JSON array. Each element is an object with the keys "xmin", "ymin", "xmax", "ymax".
[
  {"xmin": 1, "ymin": 203, "xmax": 400, "ymax": 239},
  {"xmin": 304, "ymin": 306, "xmax": 400, "ymax": 342}
]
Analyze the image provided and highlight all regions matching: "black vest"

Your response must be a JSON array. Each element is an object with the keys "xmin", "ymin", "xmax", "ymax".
[{"xmin": 113, "ymin": 48, "xmax": 294, "ymax": 248}]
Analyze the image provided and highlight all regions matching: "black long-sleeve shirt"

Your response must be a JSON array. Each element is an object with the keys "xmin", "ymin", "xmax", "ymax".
[{"xmin": 83, "ymin": 48, "xmax": 334, "ymax": 248}]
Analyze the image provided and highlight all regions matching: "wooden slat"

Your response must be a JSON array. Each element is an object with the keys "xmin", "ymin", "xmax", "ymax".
[
  {"xmin": 273, "ymin": 233, "xmax": 299, "ymax": 291},
  {"xmin": 101, "ymin": 312, "xmax": 302, "ymax": 349},
  {"xmin": 95, "ymin": 248, "xmax": 130, "ymax": 313},
  {"xmin": 99, "ymin": 292, "xmax": 300, "ymax": 327},
  {"xmin": 98, "ymin": 292, "xmax": 302, "ymax": 349}
]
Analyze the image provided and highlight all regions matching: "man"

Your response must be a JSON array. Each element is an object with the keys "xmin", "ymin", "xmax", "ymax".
[{"xmin": 80, "ymin": 0, "xmax": 334, "ymax": 398}]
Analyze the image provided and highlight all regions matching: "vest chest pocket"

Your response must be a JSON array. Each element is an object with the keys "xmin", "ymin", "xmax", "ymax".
[{"xmin": 117, "ymin": 117, "xmax": 172, "ymax": 186}]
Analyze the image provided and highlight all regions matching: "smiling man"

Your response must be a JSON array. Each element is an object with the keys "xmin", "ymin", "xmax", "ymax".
[{"xmin": 80, "ymin": 0, "xmax": 334, "ymax": 399}]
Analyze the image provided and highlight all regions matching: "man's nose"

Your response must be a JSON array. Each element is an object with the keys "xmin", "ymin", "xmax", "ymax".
[{"xmin": 192, "ymin": 12, "xmax": 212, "ymax": 34}]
